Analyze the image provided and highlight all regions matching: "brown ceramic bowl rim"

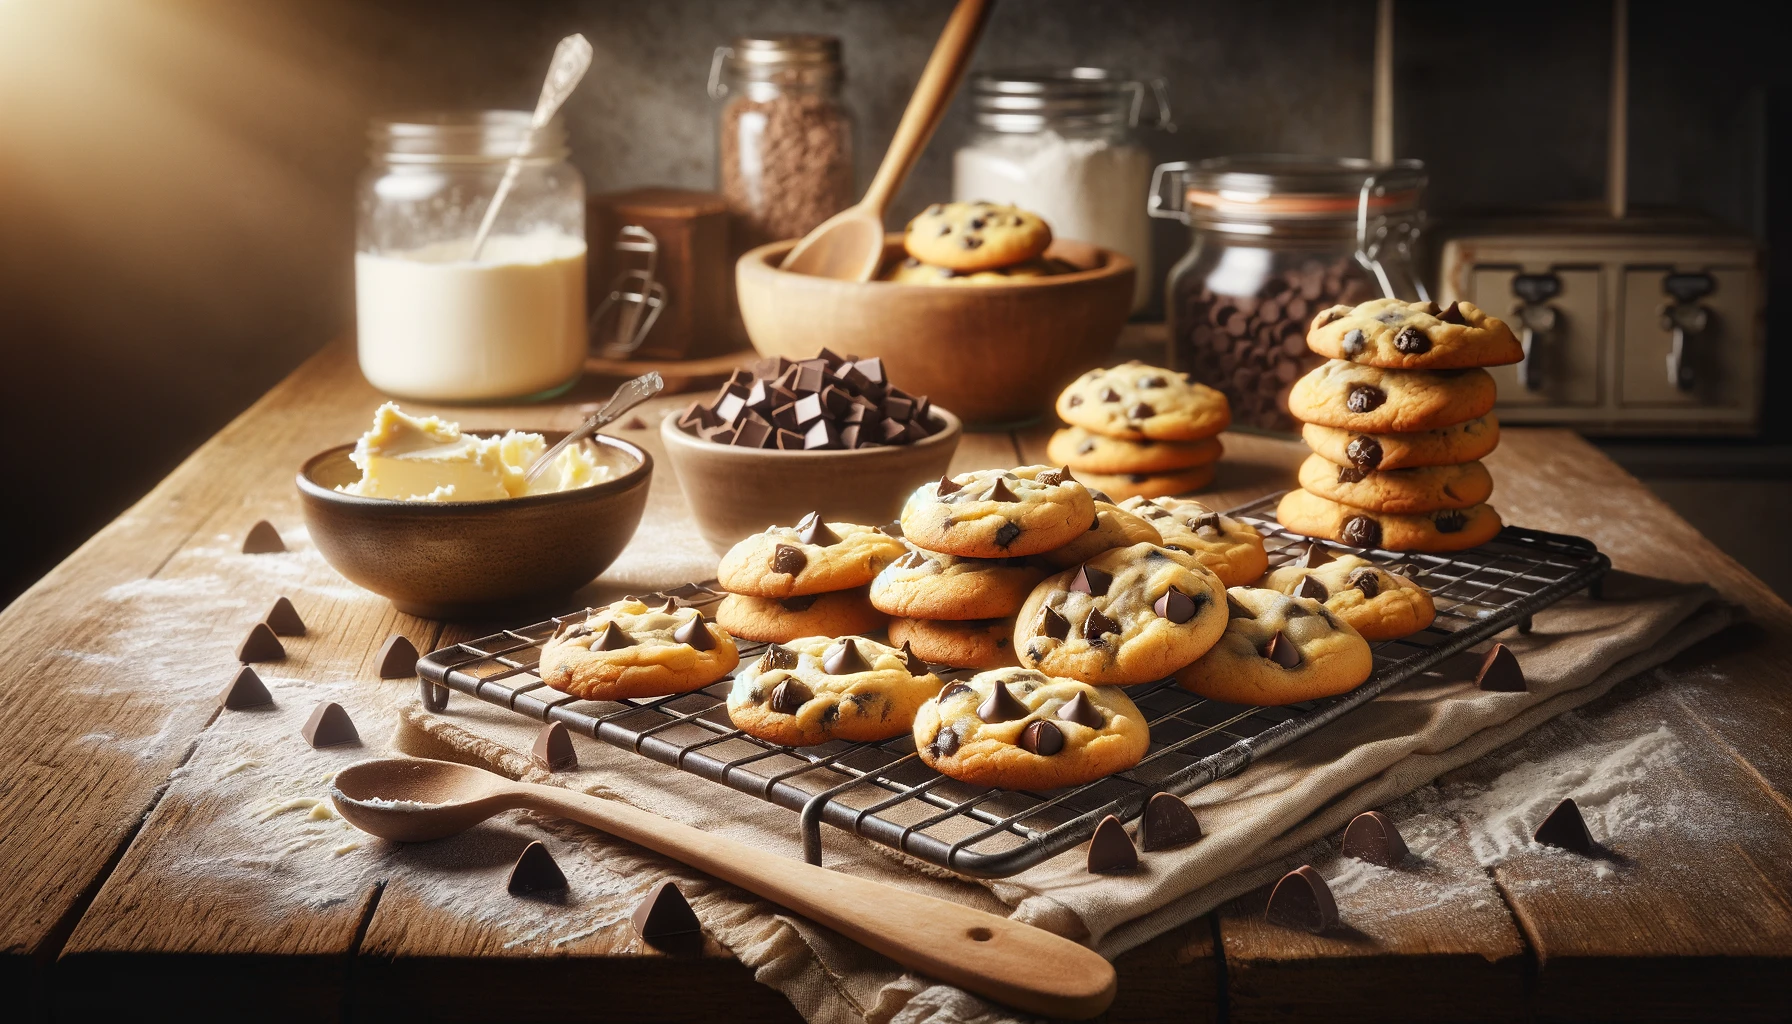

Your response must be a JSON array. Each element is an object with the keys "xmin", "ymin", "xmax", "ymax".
[
  {"xmin": 296, "ymin": 431, "xmax": 652, "ymax": 512},
  {"xmin": 660, "ymin": 406, "xmax": 962, "ymax": 459},
  {"xmin": 740, "ymin": 235, "xmax": 1135, "ymax": 291}
]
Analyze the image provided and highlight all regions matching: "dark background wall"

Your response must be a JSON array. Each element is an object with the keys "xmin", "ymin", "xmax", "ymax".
[{"xmin": 0, "ymin": 0, "xmax": 1783, "ymax": 605}]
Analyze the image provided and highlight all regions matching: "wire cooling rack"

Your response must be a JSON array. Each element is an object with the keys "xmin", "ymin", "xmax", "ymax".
[{"xmin": 418, "ymin": 492, "xmax": 1609, "ymax": 878}]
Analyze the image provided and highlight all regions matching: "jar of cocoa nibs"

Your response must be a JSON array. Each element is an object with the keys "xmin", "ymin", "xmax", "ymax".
[
  {"xmin": 710, "ymin": 35, "xmax": 855, "ymax": 252},
  {"xmin": 1150, "ymin": 156, "xmax": 1428, "ymax": 433}
]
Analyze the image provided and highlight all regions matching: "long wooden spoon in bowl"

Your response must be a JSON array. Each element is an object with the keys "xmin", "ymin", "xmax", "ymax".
[
  {"xmin": 779, "ymin": 0, "xmax": 993, "ymax": 280},
  {"xmin": 332, "ymin": 756, "xmax": 1116, "ymax": 1020}
]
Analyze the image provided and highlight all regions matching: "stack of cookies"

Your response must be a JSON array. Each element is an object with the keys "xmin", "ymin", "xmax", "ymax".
[
  {"xmin": 1279, "ymin": 298, "xmax": 1521, "ymax": 552},
  {"xmin": 1048, "ymin": 361, "xmax": 1231, "ymax": 502},
  {"xmin": 713, "ymin": 513, "xmax": 906, "ymax": 643}
]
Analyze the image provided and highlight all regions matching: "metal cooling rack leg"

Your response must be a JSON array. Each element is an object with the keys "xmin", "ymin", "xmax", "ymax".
[
  {"xmin": 798, "ymin": 794, "xmax": 830, "ymax": 866},
  {"xmin": 420, "ymin": 679, "xmax": 449, "ymax": 711},
  {"xmin": 1519, "ymin": 614, "xmax": 1534, "ymax": 634}
]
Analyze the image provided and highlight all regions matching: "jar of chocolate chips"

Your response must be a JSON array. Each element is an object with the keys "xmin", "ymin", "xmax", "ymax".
[
  {"xmin": 1150, "ymin": 156, "xmax": 1429, "ymax": 433},
  {"xmin": 710, "ymin": 34, "xmax": 855, "ymax": 252}
]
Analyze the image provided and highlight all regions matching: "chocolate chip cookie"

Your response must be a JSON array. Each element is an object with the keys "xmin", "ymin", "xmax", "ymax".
[
  {"xmin": 1302, "ymin": 415, "xmax": 1500, "ymax": 472},
  {"xmin": 1276, "ymin": 489, "xmax": 1503, "ymax": 552},
  {"xmin": 869, "ymin": 550, "xmax": 1046, "ymax": 620},
  {"xmin": 1118, "ymin": 496, "xmax": 1268, "ymax": 587},
  {"xmin": 1309, "ymin": 298, "xmax": 1523, "ymax": 370},
  {"xmin": 1057, "ymin": 362, "xmax": 1232, "ymax": 442},
  {"xmin": 540, "ymin": 598, "xmax": 740, "ymax": 700},
  {"xmin": 716, "ymin": 588, "xmax": 888, "ymax": 644},
  {"xmin": 900, "ymin": 466, "xmax": 1096, "ymax": 559},
  {"xmin": 716, "ymin": 513, "xmax": 907, "ymax": 598},
  {"xmin": 1071, "ymin": 463, "xmax": 1218, "ymax": 504},
  {"xmin": 1288, "ymin": 361, "xmax": 1497, "ymax": 434},
  {"xmin": 1263, "ymin": 553, "xmax": 1436, "ymax": 641},
  {"xmin": 1014, "ymin": 542, "xmax": 1229, "ymax": 685},
  {"xmin": 903, "ymin": 201, "xmax": 1052, "ymax": 272},
  {"xmin": 1297, "ymin": 453, "xmax": 1494, "ymax": 514},
  {"xmin": 913, "ymin": 668, "xmax": 1151, "ymax": 790},
  {"xmin": 1039, "ymin": 500, "xmax": 1164, "ymax": 569},
  {"xmin": 726, "ymin": 635, "xmax": 942, "ymax": 746},
  {"xmin": 1046, "ymin": 427, "xmax": 1224, "ymax": 476},
  {"xmin": 888, "ymin": 616, "xmax": 1020, "ymax": 670},
  {"xmin": 1174, "ymin": 587, "xmax": 1373, "ymax": 706}
]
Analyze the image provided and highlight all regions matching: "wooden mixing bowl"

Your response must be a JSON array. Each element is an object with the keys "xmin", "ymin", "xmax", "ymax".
[{"xmin": 737, "ymin": 236, "xmax": 1134, "ymax": 427}]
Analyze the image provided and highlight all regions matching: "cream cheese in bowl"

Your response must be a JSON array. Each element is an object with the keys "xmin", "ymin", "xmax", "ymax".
[{"xmin": 337, "ymin": 403, "xmax": 611, "ymax": 502}]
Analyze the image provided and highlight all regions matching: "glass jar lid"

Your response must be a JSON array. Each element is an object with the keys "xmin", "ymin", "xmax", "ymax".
[
  {"xmin": 969, "ymin": 67, "xmax": 1173, "ymax": 133},
  {"xmin": 1157, "ymin": 155, "xmax": 1426, "ymax": 223},
  {"xmin": 709, "ymin": 34, "xmax": 843, "ymax": 98},
  {"xmin": 369, "ymin": 111, "xmax": 568, "ymax": 164}
]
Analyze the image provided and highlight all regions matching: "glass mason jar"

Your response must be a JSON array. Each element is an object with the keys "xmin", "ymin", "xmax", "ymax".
[
  {"xmin": 356, "ymin": 111, "xmax": 587, "ymax": 403},
  {"xmin": 709, "ymin": 35, "xmax": 854, "ymax": 252},
  {"xmin": 1151, "ymin": 155, "xmax": 1428, "ymax": 433},
  {"xmin": 953, "ymin": 68, "xmax": 1172, "ymax": 312}
]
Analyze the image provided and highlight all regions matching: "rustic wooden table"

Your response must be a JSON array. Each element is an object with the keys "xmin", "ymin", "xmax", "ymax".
[{"xmin": 4, "ymin": 340, "xmax": 1790, "ymax": 1023}]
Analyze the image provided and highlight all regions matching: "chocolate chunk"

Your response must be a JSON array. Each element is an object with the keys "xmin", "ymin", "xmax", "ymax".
[
  {"xmin": 1019, "ymin": 720, "xmax": 1064, "ymax": 756},
  {"xmin": 1264, "ymin": 865, "xmax": 1338, "ymax": 933},
  {"xmin": 791, "ymin": 363, "xmax": 827, "ymax": 394},
  {"xmin": 821, "ymin": 382, "xmax": 857, "ymax": 415},
  {"xmin": 1345, "ymin": 435, "xmax": 1383, "ymax": 470},
  {"xmin": 532, "ymin": 721, "xmax": 578, "ymax": 772},
  {"xmin": 779, "ymin": 594, "xmax": 820, "ymax": 612},
  {"xmin": 895, "ymin": 551, "xmax": 930, "ymax": 570},
  {"xmin": 1087, "ymin": 488, "xmax": 1114, "ymax": 504},
  {"xmin": 1128, "ymin": 402, "xmax": 1155, "ymax": 420},
  {"xmin": 769, "ymin": 679, "xmax": 812, "ymax": 714},
  {"xmin": 802, "ymin": 418, "xmax": 841, "ymax": 450},
  {"xmin": 882, "ymin": 394, "xmax": 914, "ymax": 421},
  {"xmin": 1340, "ymin": 329, "xmax": 1367, "ymax": 357},
  {"xmin": 1086, "ymin": 815, "xmax": 1139, "ymax": 874},
  {"xmin": 1393, "ymin": 326, "xmax": 1431, "ymax": 354},
  {"xmin": 1035, "ymin": 466, "xmax": 1073, "ymax": 486},
  {"xmin": 1083, "ymin": 608, "xmax": 1119, "ymax": 643},
  {"xmin": 1226, "ymin": 594, "xmax": 1254, "ymax": 619},
  {"xmin": 1099, "ymin": 386, "xmax": 1122, "ymax": 403},
  {"xmin": 218, "ymin": 666, "xmax": 273, "ymax": 709},
  {"xmin": 1193, "ymin": 512, "xmax": 1222, "ymax": 534},
  {"xmin": 301, "ymin": 701, "xmax": 358, "ymax": 748},
  {"xmin": 1153, "ymin": 586, "xmax": 1197, "ymax": 624},
  {"xmin": 759, "ymin": 645, "xmax": 798, "ymax": 672},
  {"xmin": 773, "ymin": 544, "xmax": 807, "ymax": 576},
  {"xmin": 960, "ymin": 234, "xmax": 983, "ymax": 249},
  {"xmin": 995, "ymin": 521, "xmax": 1022, "ymax": 548},
  {"xmin": 1347, "ymin": 568, "xmax": 1381, "ymax": 598},
  {"xmin": 714, "ymin": 392, "xmax": 749, "ymax": 425},
  {"xmin": 1533, "ymin": 797, "xmax": 1595, "ymax": 854},
  {"xmin": 1138, "ymin": 374, "xmax": 1168, "ymax": 388},
  {"xmin": 236, "ymin": 622, "xmax": 285, "ymax": 664},
  {"xmin": 677, "ymin": 400, "xmax": 720, "ymax": 431},
  {"xmin": 1039, "ymin": 607, "xmax": 1071, "ymax": 640},
  {"xmin": 657, "ymin": 597, "xmax": 681, "ymax": 613},
  {"xmin": 1341, "ymin": 810, "xmax": 1408, "ymax": 866},
  {"xmin": 1294, "ymin": 541, "xmax": 1331, "ymax": 568},
  {"xmin": 591, "ymin": 621, "xmax": 636, "ymax": 651},
  {"xmin": 1067, "ymin": 394, "xmax": 1083, "ymax": 407},
  {"xmin": 977, "ymin": 681, "xmax": 1028, "ymax": 723},
  {"xmin": 1337, "ymin": 465, "xmax": 1368, "ymax": 484},
  {"xmin": 632, "ymin": 879, "xmax": 702, "ymax": 946},
  {"xmin": 732, "ymin": 416, "xmax": 773, "ymax": 448},
  {"xmin": 898, "ymin": 641, "xmax": 927, "ymax": 675},
  {"xmin": 1475, "ymin": 643, "xmax": 1526, "ymax": 692},
  {"xmin": 1140, "ymin": 792, "xmax": 1204, "ymax": 851},
  {"xmin": 1345, "ymin": 384, "xmax": 1386, "ymax": 413},
  {"xmin": 823, "ymin": 638, "xmax": 874, "ymax": 675},
  {"xmin": 1263, "ymin": 630, "xmax": 1303, "ymax": 668},
  {"xmin": 939, "ymin": 681, "xmax": 973, "ymax": 701},
  {"xmin": 673, "ymin": 614, "xmax": 716, "ymax": 651},
  {"xmin": 1433, "ymin": 509, "xmax": 1469, "ymax": 534},
  {"xmin": 1437, "ymin": 300, "xmax": 1468, "ymax": 325},
  {"xmin": 1295, "ymin": 575, "xmax": 1329, "ymax": 602},
  {"xmin": 701, "ymin": 425, "xmax": 737, "ymax": 445},
  {"xmin": 242, "ymin": 520, "xmax": 285, "ymax": 554},
  {"xmin": 794, "ymin": 512, "xmax": 839, "ymax": 546},
  {"xmin": 264, "ymin": 597, "xmax": 305, "ymax": 637},
  {"xmin": 1056, "ymin": 691, "xmax": 1104, "ymax": 728},
  {"xmin": 508, "ymin": 841, "xmax": 568, "ymax": 896},
  {"xmin": 931, "ymin": 725, "xmax": 960, "ymax": 757},
  {"xmin": 775, "ymin": 429, "xmax": 805, "ymax": 450},
  {"xmin": 1070, "ymin": 565, "xmax": 1114, "ymax": 597},
  {"xmin": 936, "ymin": 473, "xmax": 963, "ymax": 496},
  {"xmin": 879, "ymin": 520, "xmax": 904, "ymax": 538},
  {"xmin": 988, "ymin": 478, "xmax": 1018, "ymax": 503},
  {"xmin": 1341, "ymin": 515, "xmax": 1382, "ymax": 548}
]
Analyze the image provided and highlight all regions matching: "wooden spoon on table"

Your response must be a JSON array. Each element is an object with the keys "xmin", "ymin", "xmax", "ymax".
[
  {"xmin": 332, "ymin": 756, "xmax": 1116, "ymax": 1019},
  {"xmin": 779, "ymin": 0, "xmax": 993, "ymax": 280}
]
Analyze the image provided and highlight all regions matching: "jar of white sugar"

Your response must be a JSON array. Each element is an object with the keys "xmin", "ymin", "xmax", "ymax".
[{"xmin": 952, "ymin": 69, "xmax": 1173, "ymax": 312}]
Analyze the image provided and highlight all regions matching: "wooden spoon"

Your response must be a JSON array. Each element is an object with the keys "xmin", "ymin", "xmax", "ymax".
[
  {"xmin": 332, "ymin": 756, "xmax": 1116, "ymax": 1019},
  {"xmin": 779, "ymin": 0, "xmax": 993, "ymax": 280}
]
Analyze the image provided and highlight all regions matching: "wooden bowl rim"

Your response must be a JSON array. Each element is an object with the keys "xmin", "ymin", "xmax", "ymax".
[
  {"xmin": 659, "ymin": 406, "xmax": 963, "ymax": 459},
  {"xmin": 296, "ymin": 431, "xmax": 652, "ymax": 512},
  {"xmin": 739, "ymin": 235, "xmax": 1135, "ymax": 291}
]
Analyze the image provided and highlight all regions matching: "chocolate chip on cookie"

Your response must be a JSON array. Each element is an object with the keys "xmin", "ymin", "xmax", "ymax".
[
  {"xmin": 1175, "ymin": 588, "xmax": 1372, "ymax": 706},
  {"xmin": 913, "ymin": 669, "xmax": 1151, "ymax": 790}
]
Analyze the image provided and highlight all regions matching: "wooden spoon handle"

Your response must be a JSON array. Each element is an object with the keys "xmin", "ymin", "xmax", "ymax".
[
  {"xmin": 859, "ymin": 0, "xmax": 993, "ymax": 215},
  {"xmin": 521, "ymin": 782, "xmax": 1115, "ymax": 1019}
]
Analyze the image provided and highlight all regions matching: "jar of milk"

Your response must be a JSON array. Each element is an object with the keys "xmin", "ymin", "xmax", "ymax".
[
  {"xmin": 953, "ymin": 69, "xmax": 1173, "ymax": 312},
  {"xmin": 356, "ymin": 112, "xmax": 586, "ymax": 402}
]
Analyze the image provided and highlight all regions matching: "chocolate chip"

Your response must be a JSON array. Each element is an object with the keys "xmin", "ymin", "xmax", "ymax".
[
  {"xmin": 1083, "ymin": 608, "xmax": 1119, "ymax": 643},
  {"xmin": 780, "ymin": 594, "xmax": 821, "ymax": 612},
  {"xmin": 1345, "ymin": 384, "xmax": 1386, "ymax": 413},
  {"xmin": 1533, "ymin": 797, "xmax": 1595, "ymax": 854},
  {"xmin": 265, "ymin": 596, "xmax": 305, "ymax": 637},
  {"xmin": 673, "ymin": 614, "xmax": 715, "ymax": 651},
  {"xmin": 899, "ymin": 640, "xmax": 927, "ymax": 675},
  {"xmin": 969, "ymin": 217, "xmax": 986, "ymax": 230},
  {"xmin": 1295, "ymin": 575, "xmax": 1329, "ymax": 602},
  {"xmin": 795, "ymin": 512, "xmax": 839, "ymax": 546},
  {"xmin": 508, "ymin": 841, "xmax": 568, "ymax": 896},
  {"xmin": 1341, "ymin": 810, "xmax": 1408, "ymax": 866},
  {"xmin": 1393, "ymin": 326, "xmax": 1432, "ymax": 354},
  {"xmin": 1140, "ymin": 792, "xmax": 1204, "ymax": 851},
  {"xmin": 1035, "ymin": 466, "xmax": 1074, "ymax": 486},
  {"xmin": 939, "ymin": 681, "xmax": 973, "ymax": 701},
  {"xmin": 1345, "ymin": 435, "xmax": 1383, "ymax": 470},
  {"xmin": 988, "ymin": 478, "xmax": 1019, "ymax": 502},
  {"xmin": 1338, "ymin": 465, "xmax": 1370, "ymax": 484},
  {"xmin": 1264, "ymin": 865, "xmax": 1337, "ymax": 933},
  {"xmin": 1086, "ymin": 815, "xmax": 1138, "ymax": 874},
  {"xmin": 1433, "ymin": 509, "xmax": 1468, "ymax": 534},
  {"xmin": 879, "ymin": 520, "xmax": 904, "ymax": 538},
  {"xmin": 823, "ymin": 638, "xmax": 873, "ymax": 675},
  {"xmin": 1077, "ymin": 439, "xmax": 1097, "ymax": 454},
  {"xmin": 1347, "ymin": 568, "xmax": 1381, "ymax": 599},
  {"xmin": 630, "ymin": 879, "xmax": 701, "ymax": 946},
  {"xmin": 1153, "ymin": 586, "xmax": 1198, "ymax": 624},
  {"xmin": 769, "ymin": 679, "xmax": 812, "ymax": 714},
  {"xmin": 1438, "ymin": 300, "xmax": 1468, "ymax": 325},
  {"xmin": 1099, "ymin": 387, "xmax": 1122, "ymax": 402},
  {"xmin": 895, "ymin": 551, "xmax": 929, "ymax": 570},
  {"xmin": 655, "ymin": 597, "xmax": 680, "ymax": 614},
  {"xmin": 1475, "ymin": 643, "xmax": 1526, "ymax": 692},
  {"xmin": 759, "ymin": 645, "xmax": 798, "ymax": 672},
  {"xmin": 960, "ymin": 235, "xmax": 983, "ymax": 250},
  {"xmin": 301, "ymin": 701, "xmax": 358, "ymax": 748},
  {"xmin": 236, "ymin": 622, "xmax": 285, "ymax": 664},
  {"xmin": 1070, "ymin": 565, "xmax": 1113, "ymax": 597},
  {"xmin": 931, "ymin": 726, "xmax": 960, "ymax": 757},
  {"xmin": 995, "ymin": 521, "xmax": 1022, "ymax": 547},
  {"xmin": 1263, "ymin": 630, "xmax": 1303, "ymax": 668},
  {"xmin": 1138, "ymin": 374, "xmax": 1168, "ymax": 388},
  {"xmin": 1056, "ymin": 691, "xmax": 1104, "ymax": 728},
  {"xmin": 1226, "ymin": 594, "xmax": 1253, "ymax": 619},
  {"xmin": 977, "ymin": 681, "xmax": 1028, "ymax": 723},
  {"xmin": 1193, "ymin": 512, "xmax": 1221, "ymax": 534},
  {"xmin": 242, "ymin": 519, "xmax": 285, "ymax": 554},
  {"xmin": 1341, "ymin": 329, "xmax": 1367, "ymax": 357},
  {"xmin": 1315, "ymin": 307, "xmax": 1346, "ymax": 328},
  {"xmin": 936, "ymin": 473, "xmax": 963, "ymax": 496},
  {"xmin": 218, "ymin": 666, "xmax": 272, "ymax": 709},
  {"xmin": 532, "ymin": 721, "xmax": 578, "ymax": 772},
  {"xmin": 1128, "ymin": 402, "xmax": 1155, "ymax": 420},
  {"xmin": 1039, "ymin": 607, "xmax": 1070, "ymax": 640},
  {"xmin": 1341, "ymin": 515, "xmax": 1382, "ymax": 548},
  {"xmin": 773, "ymin": 544, "xmax": 808, "ymax": 575},
  {"xmin": 937, "ymin": 223, "xmax": 952, "ymax": 236},
  {"xmin": 1067, "ymin": 394, "xmax": 1083, "ymax": 407},
  {"xmin": 1019, "ymin": 720, "xmax": 1064, "ymax": 756},
  {"xmin": 1088, "ymin": 489, "xmax": 1113, "ymax": 503},
  {"xmin": 594, "ymin": 622, "xmax": 639, "ymax": 651}
]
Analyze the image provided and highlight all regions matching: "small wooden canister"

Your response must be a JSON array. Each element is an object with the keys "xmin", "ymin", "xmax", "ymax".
[{"xmin": 588, "ymin": 188, "xmax": 741, "ymax": 360}]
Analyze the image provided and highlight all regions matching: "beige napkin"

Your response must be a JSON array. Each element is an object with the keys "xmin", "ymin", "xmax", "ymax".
[{"xmin": 395, "ymin": 570, "xmax": 1736, "ymax": 1024}]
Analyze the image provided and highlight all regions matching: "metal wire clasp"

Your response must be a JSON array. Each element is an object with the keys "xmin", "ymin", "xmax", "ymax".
[{"xmin": 589, "ymin": 225, "xmax": 666, "ymax": 359}]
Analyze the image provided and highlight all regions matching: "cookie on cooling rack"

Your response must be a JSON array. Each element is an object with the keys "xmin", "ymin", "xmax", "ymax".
[
  {"xmin": 900, "ymin": 466, "xmax": 1095, "ymax": 558},
  {"xmin": 726, "ymin": 635, "xmax": 942, "ymax": 747},
  {"xmin": 716, "ymin": 513, "xmax": 906, "ymax": 599},
  {"xmin": 1173, "ymin": 587, "xmax": 1372, "ymax": 706},
  {"xmin": 1276, "ymin": 489, "xmax": 1503, "ymax": 552},
  {"xmin": 540, "ymin": 598, "xmax": 739, "ymax": 701},
  {"xmin": 1119, "ymin": 496, "xmax": 1268, "ymax": 587},
  {"xmin": 1038, "ymin": 499, "xmax": 1164, "ymax": 569},
  {"xmin": 1262, "ymin": 553, "xmax": 1436, "ymax": 641},
  {"xmin": 869, "ymin": 549, "xmax": 1046, "ymax": 621},
  {"xmin": 714, "ymin": 588, "xmax": 887, "ymax": 644},
  {"xmin": 887, "ymin": 616, "xmax": 1020, "ymax": 670},
  {"xmin": 913, "ymin": 668, "xmax": 1150, "ymax": 790}
]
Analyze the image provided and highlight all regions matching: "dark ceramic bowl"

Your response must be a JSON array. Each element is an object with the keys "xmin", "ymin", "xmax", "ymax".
[{"xmin": 297, "ymin": 433, "xmax": 651, "ymax": 619}]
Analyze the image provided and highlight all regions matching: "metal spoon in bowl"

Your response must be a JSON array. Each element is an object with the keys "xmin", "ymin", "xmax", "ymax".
[{"xmin": 524, "ymin": 371, "xmax": 663, "ymax": 485}]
